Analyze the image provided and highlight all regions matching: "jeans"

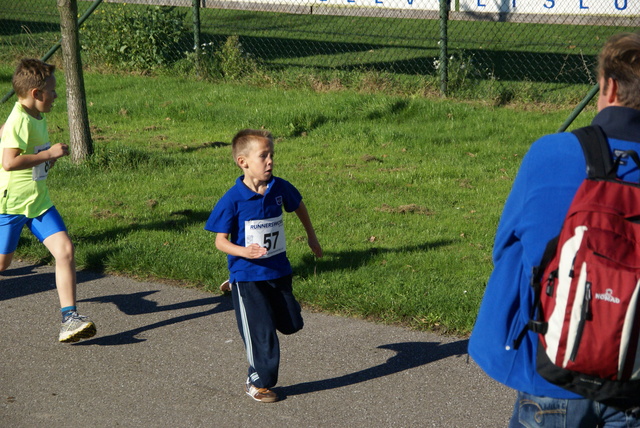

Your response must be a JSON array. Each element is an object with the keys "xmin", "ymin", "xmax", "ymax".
[{"xmin": 509, "ymin": 391, "xmax": 640, "ymax": 428}]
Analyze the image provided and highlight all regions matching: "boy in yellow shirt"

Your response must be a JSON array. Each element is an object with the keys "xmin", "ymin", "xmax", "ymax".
[{"xmin": 0, "ymin": 59, "xmax": 96, "ymax": 343}]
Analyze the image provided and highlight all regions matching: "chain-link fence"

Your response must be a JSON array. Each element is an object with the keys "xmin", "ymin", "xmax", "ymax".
[{"xmin": 0, "ymin": 0, "xmax": 638, "ymax": 94}]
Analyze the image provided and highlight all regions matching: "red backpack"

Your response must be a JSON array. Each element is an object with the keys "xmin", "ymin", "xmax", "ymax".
[{"xmin": 515, "ymin": 125, "xmax": 640, "ymax": 411}]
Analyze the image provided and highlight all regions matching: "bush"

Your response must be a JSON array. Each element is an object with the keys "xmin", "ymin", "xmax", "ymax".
[
  {"xmin": 82, "ymin": 5, "xmax": 188, "ymax": 71},
  {"xmin": 214, "ymin": 35, "xmax": 259, "ymax": 80},
  {"xmin": 171, "ymin": 35, "xmax": 261, "ymax": 82}
]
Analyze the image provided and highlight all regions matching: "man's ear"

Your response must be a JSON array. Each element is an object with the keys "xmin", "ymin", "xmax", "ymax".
[
  {"xmin": 604, "ymin": 77, "xmax": 619, "ymax": 105},
  {"xmin": 236, "ymin": 155, "xmax": 247, "ymax": 169}
]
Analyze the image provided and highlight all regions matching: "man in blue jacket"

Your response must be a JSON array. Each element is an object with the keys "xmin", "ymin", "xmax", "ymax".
[{"xmin": 469, "ymin": 32, "xmax": 640, "ymax": 427}]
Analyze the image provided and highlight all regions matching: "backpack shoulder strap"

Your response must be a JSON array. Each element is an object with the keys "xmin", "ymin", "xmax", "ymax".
[{"xmin": 571, "ymin": 125, "xmax": 615, "ymax": 180}]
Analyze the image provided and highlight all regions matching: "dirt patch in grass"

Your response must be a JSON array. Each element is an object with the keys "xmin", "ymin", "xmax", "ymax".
[{"xmin": 375, "ymin": 203, "xmax": 433, "ymax": 215}]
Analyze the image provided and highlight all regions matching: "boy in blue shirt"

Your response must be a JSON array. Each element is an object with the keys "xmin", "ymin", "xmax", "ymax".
[
  {"xmin": 0, "ymin": 59, "xmax": 96, "ymax": 343},
  {"xmin": 205, "ymin": 128, "xmax": 323, "ymax": 403}
]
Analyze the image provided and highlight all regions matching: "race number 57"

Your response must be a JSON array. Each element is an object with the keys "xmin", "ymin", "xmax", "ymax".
[
  {"xmin": 263, "ymin": 231, "xmax": 280, "ymax": 251},
  {"xmin": 245, "ymin": 215, "xmax": 286, "ymax": 258}
]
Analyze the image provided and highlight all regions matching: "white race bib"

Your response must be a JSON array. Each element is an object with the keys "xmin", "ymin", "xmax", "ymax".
[
  {"xmin": 32, "ymin": 142, "xmax": 51, "ymax": 181},
  {"xmin": 245, "ymin": 215, "xmax": 286, "ymax": 259}
]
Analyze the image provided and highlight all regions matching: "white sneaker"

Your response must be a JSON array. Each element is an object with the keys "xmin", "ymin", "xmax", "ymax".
[{"xmin": 59, "ymin": 312, "xmax": 96, "ymax": 343}]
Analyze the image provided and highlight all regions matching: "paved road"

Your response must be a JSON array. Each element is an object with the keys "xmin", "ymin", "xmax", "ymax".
[{"xmin": 0, "ymin": 260, "xmax": 513, "ymax": 427}]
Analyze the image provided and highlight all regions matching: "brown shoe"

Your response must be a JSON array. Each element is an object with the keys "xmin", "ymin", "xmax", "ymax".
[
  {"xmin": 219, "ymin": 280, "xmax": 231, "ymax": 292},
  {"xmin": 245, "ymin": 379, "xmax": 278, "ymax": 403}
]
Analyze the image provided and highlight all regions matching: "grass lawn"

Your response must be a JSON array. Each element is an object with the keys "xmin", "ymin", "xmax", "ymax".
[{"xmin": 0, "ymin": 64, "xmax": 596, "ymax": 335}]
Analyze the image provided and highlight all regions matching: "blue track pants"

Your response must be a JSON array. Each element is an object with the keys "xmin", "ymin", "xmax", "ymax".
[{"xmin": 231, "ymin": 274, "xmax": 303, "ymax": 389}]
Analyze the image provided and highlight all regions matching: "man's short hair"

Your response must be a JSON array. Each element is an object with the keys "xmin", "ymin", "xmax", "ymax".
[
  {"xmin": 599, "ymin": 32, "xmax": 640, "ymax": 110},
  {"xmin": 232, "ymin": 129, "xmax": 274, "ymax": 166},
  {"xmin": 12, "ymin": 58, "xmax": 56, "ymax": 99}
]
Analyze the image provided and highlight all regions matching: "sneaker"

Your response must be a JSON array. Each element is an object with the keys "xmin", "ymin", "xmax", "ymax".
[
  {"xmin": 220, "ymin": 280, "xmax": 232, "ymax": 292},
  {"xmin": 245, "ymin": 378, "xmax": 278, "ymax": 403},
  {"xmin": 59, "ymin": 312, "xmax": 97, "ymax": 343}
]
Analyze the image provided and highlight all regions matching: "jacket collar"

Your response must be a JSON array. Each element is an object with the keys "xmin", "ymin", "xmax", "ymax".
[{"xmin": 592, "ymin": 106, "xmax": 640, "ymax": 143}]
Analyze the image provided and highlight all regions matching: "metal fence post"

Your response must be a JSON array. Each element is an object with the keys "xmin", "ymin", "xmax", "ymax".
[
  {"xmin": 193, "ymin": 0, "xmax": 201, "ymax": 74},
  {"xmin": 556, "ymin": 83, "xmax": 600, "ymax": 132},
  {"xmin": 439, "ymin": 0, "xmax": 449, "ymax": 97}
]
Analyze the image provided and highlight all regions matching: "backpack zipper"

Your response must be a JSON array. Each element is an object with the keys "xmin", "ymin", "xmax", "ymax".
[{"xmin": 569, "ymin": 281, "xmax": 592, "ymax": 362}]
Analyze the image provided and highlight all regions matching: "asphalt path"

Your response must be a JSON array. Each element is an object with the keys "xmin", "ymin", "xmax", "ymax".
[{"xmin": 1, "ymin": 260, "xmax": 513, "ymax": 427}]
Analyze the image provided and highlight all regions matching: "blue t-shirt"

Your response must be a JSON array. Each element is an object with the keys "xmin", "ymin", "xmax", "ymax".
[
  {"xmin": 468, "ymin": 106, "xmax": 640, "ymax": 398},
  {"xmin": 204, "ymin": 176, "xmax": 302, "ymax": 283}
]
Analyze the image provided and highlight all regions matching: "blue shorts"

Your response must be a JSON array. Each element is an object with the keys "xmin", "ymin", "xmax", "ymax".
[{"xmin": 0, "ymin": 206, "xmax": 67, "ymax": 254}]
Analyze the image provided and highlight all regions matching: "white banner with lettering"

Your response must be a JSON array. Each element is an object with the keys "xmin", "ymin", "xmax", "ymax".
[
  {"xmin": 459, "ymin": 0, "xmax": 636, "ymax": 15},
  {"xmin": 232, "ymin": 0, "xmax": 636, "ymax": 14},
  {"xmin": 237, "ymin": 0, "xmax": 441, "ymax": 11}
]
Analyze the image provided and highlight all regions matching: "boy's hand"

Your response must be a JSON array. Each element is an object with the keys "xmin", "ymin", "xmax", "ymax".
[
  {"xmin": 308, "ymin": 237, "xmax": 323, "ymax": 258},
  {"xmin": 245, "ymin": 243, "xmax": 268, "ymax": 259},
  {"xmin": 49, "ymin": 143, "xmax": 69, "ymax": 159}
]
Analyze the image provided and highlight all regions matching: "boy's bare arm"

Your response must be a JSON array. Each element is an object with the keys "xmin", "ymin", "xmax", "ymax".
[
  {"xmin": 295, "ymin": 201, "xmax": 323, "ymax": 258},
  {"xmin": 215, "ymin": 232, "xmax": 267, "ymax": 259},
  {"xmin": 2, "ymin": 143, "xmax": 68, "ymax": 171}
]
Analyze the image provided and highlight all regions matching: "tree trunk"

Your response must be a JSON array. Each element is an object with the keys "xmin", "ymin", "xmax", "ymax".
[{"xmin": 57, "ymin": 0, "xmax": 93, "ymax": 163}]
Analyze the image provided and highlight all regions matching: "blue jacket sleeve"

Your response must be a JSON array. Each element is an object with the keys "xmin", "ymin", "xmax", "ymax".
[{"xmin": 468, "ymin": 132, "xmax": 586, "ymax": 398}]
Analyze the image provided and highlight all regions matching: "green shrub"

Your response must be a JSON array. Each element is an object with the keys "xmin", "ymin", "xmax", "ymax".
[
  {"xmin": 433, "ymin": 51, "xmax": 494, "ymax": 96},
  {"xmin": 81, "ymin": 5, "xmax": 188, "ymax": 71},
  {"xmin": 215, "ymin": 35, "xmax": 259, "ymax": 80},
  {"xmin": 171, "ymin": 35, "xmax": 260, "ymax": 81}
]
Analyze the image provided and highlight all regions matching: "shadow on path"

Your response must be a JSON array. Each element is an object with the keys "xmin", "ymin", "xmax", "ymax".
[
  {"xmin": 75, "ymin": 292, "xmax": 234, "ymax": 346},
  {"xmin": 80, "ymin": 290, "xmax": 228, "ymax": 315},
  {"xmin": 278, "ymin": 340, "xmax": 468, "ymax": 398},
  {"xmin": 0, "ymin": 264, "xmax": 105, "ymax": 301}
]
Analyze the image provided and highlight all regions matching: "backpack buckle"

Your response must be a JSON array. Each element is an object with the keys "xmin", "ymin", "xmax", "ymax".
[{"xmin": 527, "ymin": 320, "xmax": 547, "ymax": 335}]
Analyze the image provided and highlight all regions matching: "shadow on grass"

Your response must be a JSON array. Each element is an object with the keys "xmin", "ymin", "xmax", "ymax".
[
  {"xmin": 0, "ymin": 71, "xmax": 11, "ymax": 86},
  {"xmin": 10, "ymin": 210, "xmax": 214, "ymax": 273},
  {"xmin": 277, "ymin": 339, "xmax": 467, "ymax": 398},
  {"xmin": 293, "ymin": 239, "xmax": 456, "ymax": 277},
  {"xmin": 202, "ymin": 32, "xmax": 602, "ymax": 84},
  {"xmin": 72, "ymin": 209, "xmax": 213, "ymax": 272},
  {"xmin": 0, "ymin": 19, "xmax": 59, "ymax": 37}
]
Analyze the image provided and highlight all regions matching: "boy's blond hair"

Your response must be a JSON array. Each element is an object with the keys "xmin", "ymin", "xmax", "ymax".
[
  {"xmin": 12, "ymin": 58, "xmax": 56, "ymax": 99},
  {"xmin": 598, "ymin": 32, "xmax": 640, "ymax": 110},
  {"xmin": 232, "ymin": 129, "xmax": 274, "ymax": 167}
]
